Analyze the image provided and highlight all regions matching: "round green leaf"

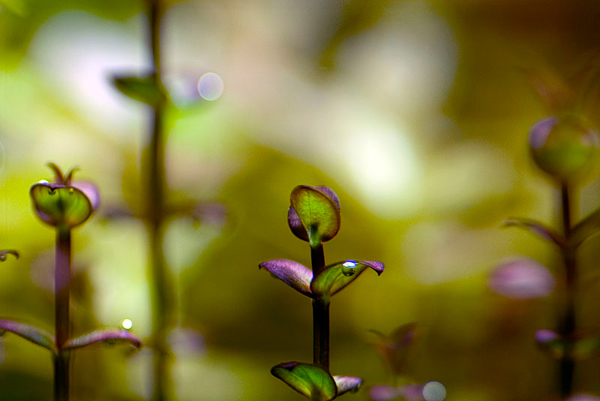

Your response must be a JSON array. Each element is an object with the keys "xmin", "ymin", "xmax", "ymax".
[
  {"xmin": 271, "ymin": 362, "xmax": 337, "ymax": 401},
  {"xmin": 529, "ymin": 115, "xmax": 599, "ymax": 181},
  {"xmin": 289, "ymin": 186, "xmax": 341, "ymax": 247},
  {"xmin": 30, "ymin": 183, "xmax": 93, "ymax": 228}
]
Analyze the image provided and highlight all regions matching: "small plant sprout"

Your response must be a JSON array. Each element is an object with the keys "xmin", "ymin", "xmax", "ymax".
[
  {"xmin": 0, "ymin": 164, "xmax": 142, "ymax": 401},
  {"xmin": 497, "ymin": 90, "xmax": 600, "ymax": 397},
  {"xmin": 260, "ymin": 185, "xmax": 385, "ymax": 400}
]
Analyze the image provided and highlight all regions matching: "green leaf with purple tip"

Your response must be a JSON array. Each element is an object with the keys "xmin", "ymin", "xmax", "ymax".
[
  {"xmin": 0, "ymin": 320, "xmax": 56, "ymax": 353},
  {"xmin": 30, "ymin": 183, "xmax": 93, "ymax": 228},
  {"xmin": 64, "ymin": 329, "xmax": 142, "ymax": 351},
  {"xmin": 311, "ymin": 260, "xmax": 384, "ymax": 300},
  {"xmin": 113, "ymin": 74, "xmax": 166, "ymax": 106},
  {"xmin": 334, "ymin": 376, "xmax": 362, "ymax": 397},
  {"xmin": 271, "ymin": 362, "xmax": 338, "ymax": 401},
  {"xmin": 290, "ymin": 186, "xmax": 341, "ymax": 247},
  {"xmin": 259, "ymin": 259, "xmax": 314, "ymax": 297}
]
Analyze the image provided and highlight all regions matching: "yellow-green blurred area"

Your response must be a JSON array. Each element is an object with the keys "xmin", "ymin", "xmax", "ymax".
[{"xmin": 3, "ymin": 0, "xmax": 600, "ymax": 400}]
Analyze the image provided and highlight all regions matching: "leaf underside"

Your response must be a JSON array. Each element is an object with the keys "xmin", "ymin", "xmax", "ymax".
[
  {"xmin": 259, "ymin": 259, "xmax": 313, "ymax": 297},
  {"xmin": 64, "ymin": 329, "xmax": 142, "ymax": 351},
  {"xmin": 0, "ymin": 320, "xmax": 56, "ymax": 353}
]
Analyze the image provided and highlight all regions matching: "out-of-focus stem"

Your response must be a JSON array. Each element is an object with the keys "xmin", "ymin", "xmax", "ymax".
[
  {"xmin": 55, "ymin": 228, "xmax": 71, "ymax": 401},
  {"xmin": 147, "ymin": 0, "xmax": 174, "ymax": 400},
  {"xmin": 311, "ymin": 243, "xmax": 329, "ymax": 370},
  {"xmin": 559, "ymin": 182, "xmax": 576, "ymax": 398}
]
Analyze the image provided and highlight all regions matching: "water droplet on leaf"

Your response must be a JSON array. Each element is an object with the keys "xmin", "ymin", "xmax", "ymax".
[{"xmin": 342, "ymin": 261, "xmax": 357, "ymax": 277}]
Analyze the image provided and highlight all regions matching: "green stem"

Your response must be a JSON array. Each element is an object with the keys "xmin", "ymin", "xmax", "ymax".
[
  {"xmin": 55, "ymin": 228, "xmax": 71, "ymax": 401},
  {"xmin": 559, "ymin": 182, "xmax": 576, "ymax": 398},
  {"xmin": 311, "ymin": 244, "xmax": 329, "ymax": 370},
  {"xmin": 147, "ymin": 1, "xmax": 174, "ymax": 400}
]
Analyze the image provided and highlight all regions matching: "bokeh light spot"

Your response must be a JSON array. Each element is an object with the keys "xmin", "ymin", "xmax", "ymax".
[
  {"xmin": 423, "ymin": 381, "xmax": 446, "ymax": 401},
  {"xmin": 198, "ymin": 72, "xmax": 224, "ymax": 101},
  {"xmin": 121, "ymin": 318, "xmax": 133, "ymax": 330}
]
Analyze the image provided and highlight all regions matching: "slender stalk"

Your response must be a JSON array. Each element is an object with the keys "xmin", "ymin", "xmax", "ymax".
[
  {"xmin": 310, "ymin": 243, "xmax": 329, "ymax": 370},
  {"xmin": 55, "ymin": 228, "xmax": 71, "ymax": 401},
  {"xmin": 559, "ymin": 182, "xmax": 576, "ymax": 398},
  {"xmin": 146, "ymin": 0, "xmax": 174, "ymax": 399}
]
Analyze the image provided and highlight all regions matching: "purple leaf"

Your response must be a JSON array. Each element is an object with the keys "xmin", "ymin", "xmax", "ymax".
[
  {"xmin": 64, "ymin": 329, "xmax": 142, "ymax": 351},
  {"xmin": 334, "ymin": 376, "xmax": 362, "ymax": 397},
  {"xmin": 0, "ymin": 320, "xmax": 56, "ymax": 353},
  {"xmin": 259, "ymin": 259, "xmax": 313, "ymax": 297},
  {"xmin": 488, "ymin": 258, "xmax": 555, "ymax": 299}
]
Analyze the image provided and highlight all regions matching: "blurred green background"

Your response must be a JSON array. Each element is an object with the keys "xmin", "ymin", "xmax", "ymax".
[{"xmin": 2, "ymin": 0, "xmax": 600, "ymax": 399}]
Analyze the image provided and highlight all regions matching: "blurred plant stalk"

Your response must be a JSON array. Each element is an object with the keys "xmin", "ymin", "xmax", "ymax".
[{"xmin": 146, "ymin": 0, "xmax": 175, "ymax": 399}]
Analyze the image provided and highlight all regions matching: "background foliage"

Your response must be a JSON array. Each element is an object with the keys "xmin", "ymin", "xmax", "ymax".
[{"xmin": 2, "ymin": 0, "xmax": 600, "ymax": 399}]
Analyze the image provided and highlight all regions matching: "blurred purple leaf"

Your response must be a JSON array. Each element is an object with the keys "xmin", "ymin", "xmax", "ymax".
[
  {"xmin": 0, "ymin": 250, "xmax": 18, "ymax": 261},
  {"xmin": 503, "ymin": 218, "xmax": 565, "ymax": 248},
  {"xmin": 0, "ymin": 320, "xmax": 56, "ymax": 353},
  {"xmin": 488, "ymin": 258, "xmax": 555, "ymax": 300},
  {"xmin": 370, "ymin": 385, "xmax": 399, "ymax": 401},
  {"xmin": 64, "ymin": 329, "xmax": 142, "ymax": 351},
  {"xmin": 399, "ymin": 384, "xmax": 425, "ymax": 400},
  {"xmin": 259, "ymin": 259, "xmax": 313, "ymax": 297},
  {"xmin": 334, "ymin": 376, "xmax": 362, "ymax": 396},
  {"xmin": 535, "ymin": 329, "xmax": 565, "ymax": 359},
  {"xmin": 567, "ymin": 394, "xmax": 600, "ymax": 401}
]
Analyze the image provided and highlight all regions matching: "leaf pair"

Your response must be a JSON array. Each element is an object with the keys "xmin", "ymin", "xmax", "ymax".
[
  {"xmin": 30, "ymin": 164, "xmax": 100, "ymax": 229},
  {"xmin": 536, "ymin": 329, "xmax": 600, "ymax": 360},
  {"xmin": 371, "ymin": 323, "xmax": 418, "ymax": 377},
  {"xmin": 0, "ymin": 320, "xmax": 142, "ymax": 355},
  {"xmin": 271, "ymin": 362, "xmax": 361, "ymax": 401},
  {"xmin": 259, "ymin": 259, "xmax": 384, "ymax": 300}
]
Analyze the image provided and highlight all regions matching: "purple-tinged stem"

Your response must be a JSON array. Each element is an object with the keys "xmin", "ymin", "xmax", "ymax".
[
  {"xmin": 559, "ymin": 182, "xmax": 576, "ymax": 398},
  {"xmin": 55, "ymin": 228, "xmax": 71, "ymax": 401},
  {"xmin": 311, "ymin": 243, "xmax": 329, "ymax": 371}
]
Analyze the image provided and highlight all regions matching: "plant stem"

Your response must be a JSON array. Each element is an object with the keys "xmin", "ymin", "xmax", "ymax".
[
  {"xmin": 55, "ymin": 228, "xmax": 71, "ymax": 401},
  {"xmin": 559, "ymin": 182, "xmax": 576, "ymax": 398},
  {"xmin": 311, "ymin": 244, "xmax": 329, "ymax": 370},
  {"xmin": 147, "ymin": 0, "xmax": 174, "ymax": 400}
]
